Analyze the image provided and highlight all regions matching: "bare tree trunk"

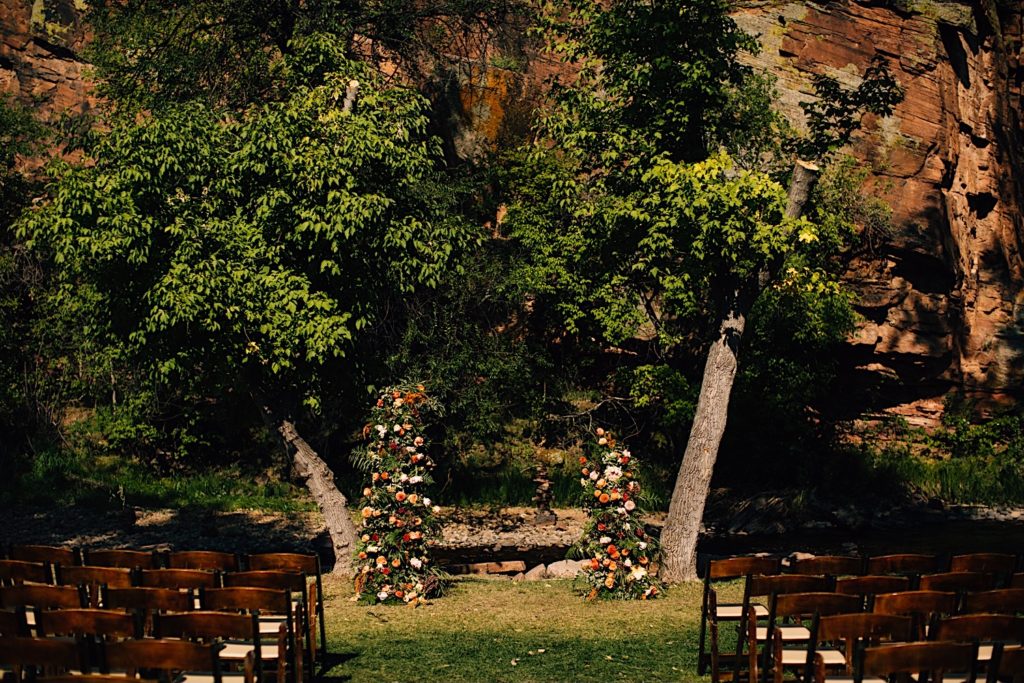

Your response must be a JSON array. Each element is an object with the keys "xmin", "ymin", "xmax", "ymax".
[
  {"xmin": 659, "ymin": 159, "xmax": 820, "ymax": 583},
  {"xmin": 279, "ymin": 419, "xmax": 359, "ymax": 577}
]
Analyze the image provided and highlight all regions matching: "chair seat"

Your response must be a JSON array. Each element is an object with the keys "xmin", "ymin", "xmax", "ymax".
[
  {"xmin": 978, "ymin": 644, "xmax": 994, "ymax": 662},
  {"xmin": 717, "ymin": 603, "xmax": 768, "ymax": 619},
  {"xmin": 756, "ymin": 625, "xmax": 811, "ymax": 641},
  {"xmin": 780, "ymin": 648, "xmax": 845, "ymax": 667},
  {"xmin": 178, "ymin": 673, "xmax": 249, "ymax": 683},
  {"xmin": 220, "ymin": 642, "xmax": 279, "ymax": 661}
]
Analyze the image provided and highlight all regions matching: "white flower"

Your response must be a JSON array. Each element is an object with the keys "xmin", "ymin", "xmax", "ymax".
[
  {"xmin": 416, "ymin": 582, "xmax": 424, "ymax": 591},
  {"xmin": 580, "ymin": 478, "xmax": 588, "ymax": 487},
  {"xmin": 598, "ymin": 437, "xmax": 607, "ymax": 446},
  {"xmin": 599, "ymin": 536, "xmax": 612, "ymax": 545},
  {"xmin": 375, "ymin": 424, "xmax": 387, "ymax": 435},
  {"xmin": 409, "ymin": 475, "xmax": 423, "ymax": 484},
  {"xmin": 432, "ymin": 505, "xmax": 441, "ymax": 513},
  {"xmin": 410, "ymin": 557, "xmax": 423, "ymax": 569},
  {"xmin": 638, "ymin": 542, "xmax": 647, "ymax": 550},
  {"xmin": 414, "ymin": 436, "xmax": 424, "ymax": 446},
  {"xmin": 367, "ymin": 545, "xmax": 379, "ymax": 553},
  {"xmin": 603, "ymin": 465, "xmax": 623, "ymax": 482},
  {"xmin": 624, "ymin": 500, "xmax": 636, "ymax": 512},
  {"xmin": 405, "ymin": 446, "xmax": 416, "ymax": 452},
  {"xmin": 423, "ymin": 497, "xmax": 432, "ymax": 506},
  {"xmin": 630, "ymin": 566, "xmax": 648, "ymax": 581},
  {"xmin": 393, "ymin": 424, "xmax": 402, "ymax": 432},
  {"xmin": 589, "ymin": 471, "xmax": 599, "ymax": 481},
  {"xmin": 624, "ymin": 559, "xmax": 632, "ymax": 567},
  {"xmin": 622, "ymin": 449, "xmax": 631, "ymax": 458},
  {"xmin": 377, "ymin": 591, "xmax": 389, "ymax": 601},
  {"xmin": 400, "ymin": 474, "xmax": 409, "ymax": 482},
  {"xmin": 394, "ymin": 398, "xmax": 404, "ymax": 407}
]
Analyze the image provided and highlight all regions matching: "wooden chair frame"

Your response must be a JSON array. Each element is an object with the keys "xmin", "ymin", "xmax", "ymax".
[{"xmin": 247, "ymin": 553, "xmax": 327, "ymax": 665}]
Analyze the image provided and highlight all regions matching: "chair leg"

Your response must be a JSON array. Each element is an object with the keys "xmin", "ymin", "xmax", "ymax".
[{"xmin": 699, "ymin": 582, "xmax": 710, "ymax": 676}]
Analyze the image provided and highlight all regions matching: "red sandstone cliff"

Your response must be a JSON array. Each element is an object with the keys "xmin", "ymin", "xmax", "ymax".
[{"xmin": 4, "ymin": 0, "xmax": 1024, "ymax": 426}]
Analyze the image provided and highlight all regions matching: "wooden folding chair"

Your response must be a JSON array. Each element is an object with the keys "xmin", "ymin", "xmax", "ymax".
[
  {"xmin": 37, "ymin": 608, "xmax": 139, "ymax": 665},
  {"xmin": 167, "ymin": 552, "xmax": 239, "ymax": 573},
  {"xmin": 874, "ymin": 591, "xmax": 958, "ymax": 641},
  {"xmin": 156, "ymin": 611, "xmax": 279, "ymax": 683},
  {"xmin": 700, "ymin": 556, "xmax": 782, "ymax": 679},
  {"xmin": 56, "ymin": 566, "xmax": 135, "ymax": 608},
  {"xmin": 104, "ymin": 587, "xmax": 194, "ymax": 637},
  {"xmin": 0, "ymin": 637, "xmax": 88, "ymax": 681},
  {"xmin": 0, "ymin": 584, "xmax": 86, "ymax": 634},
  {"xmin": 733, "ymin": 575, "xmax": 831, "ymax": 683},
  {"xmin": 951, "ymin": 555, "xmax": 1017, "ymax": 588},
  {"xmin": 963, "ymin": 589, "xmax": 1024, "ymax": 616},
  {"xmin": 0, "ymin": 560, "xmax": 52, "ymax": 586},
  {"xmin": 808, "ymin": 613, "xmax": 914, "ymax": 682},
  {"xmin": 836, "ymin": 577, "xmax": 911, "ymax": 610},
  {"xmin": 765, "ymin": 592, "xmax": 863, "ymax": 683},
  {"xmin": 988, "ymin": 644, "xmax": 1024, "ymax": 683},
  {"xmin": 921, "ymin": 574, "xmax": 996, "ymax": 607},
  {"xmin": 222, "ymin": 572, "xmax": 314, "ymax": 677},
  {"xmin": 201, "ymin": 588, "xmax": 300, "ymax": 683},
  {"xmin": 247, "ymin": 553, "xmax": 326, "ymax": 665},
  {"xmin": 931, "ymin": 615, "xmax": 1024, "ymax": 666},
  {"xmin": 819, "ymin": 641, "xmax": 976, "ymax": 683},
  {"xmin": 102, "ymin": 639, "xmax": 239, "ymax": 683},
  {"xmin": 10, "ymin": 546, "xmax": 80, "ymax": 570},
  {"xmin": 83, "ymin": 550, "xmax": 159, "ymax": 571}
]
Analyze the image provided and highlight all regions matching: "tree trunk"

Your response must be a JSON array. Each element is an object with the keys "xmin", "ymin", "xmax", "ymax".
[
  {"xmin": 659, "ymin": 159, "xmax": 821, "ymax": 583},
  {"xmin": 278, "ymin": 419, "xmax": 359, "ymax": 576}
]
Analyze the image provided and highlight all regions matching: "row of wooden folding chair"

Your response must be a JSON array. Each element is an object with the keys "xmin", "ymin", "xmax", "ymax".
[
  {"xmin": 0, "ymin": 634, "xmax": 250, "ymax": 683},
  {"xmin": 814, "ymin": 639, "xmax": 1024, "ymax": 682},
  {"xmin": 762, "ymin": 596, "xmax": 1024, "ymax": 683},
  {"xmin": 0, "ymin": 587, "xmax": 306, "ymax": 682},
  {"xmin": 0, "ymin": 549, "xmax": 326, "ymax": 668},
  {"xmin": 699, "ymin": 554, "xmax": 1024, "ymax": 679}
]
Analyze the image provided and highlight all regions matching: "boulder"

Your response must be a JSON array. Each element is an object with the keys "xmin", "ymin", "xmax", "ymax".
[{"xmin": 545, "ymin": 559, "xmax": 586, "ymax": 579}]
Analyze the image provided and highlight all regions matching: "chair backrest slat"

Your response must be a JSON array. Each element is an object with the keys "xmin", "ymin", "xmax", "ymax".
[
  {"xmin": 139, "ymin": 569, "xmax": 218, "ymax": 590},
  {"xmin": 963, "ymin": 589, "xmax": 1024, "ymax": 615},
  {"xmin": 932, "ymin": 614, "xmax": 1024, "ymax": 643},
  {"xmin": 167, "ymin": 551, "xmax": 238, "ymax": 572},
  {"xmin": 950, "ymin": 553, "xmax": 1017, "ymax": 576},
  {"xmin": 155, "ymin": 611, "xmax": 257, "ymax": 640},
  {"xmin": 860, "ymin": 641, "xmax": 976, "ymax": 681},
  {"xmin": 836, "ymin": 575, "xmax": 910, "ymax": 597},
  {"xmin": 223, "ymin": 571, "xmax": 305, "ymax": 592},
  {"xmin": 104, "ymin": 587, "xmax": 193, "ymax": 612},
  {"xmin": 0, "ymin": 559, "xmax": 51, "ymax": 585},
  {"xmin": 0, "ymin": 637, "xmax": 84, "ymax": 670},
  {"xmin": 816, "ymin": 613, "xmax": 914, "ymax": 643},
  {"xmin": 750, "ymin": 574, "xmax": 830, "ymax": 597},
  {"xmin": 10, "ymin": 545, "xmax": 78, "ymax": 567},
  {"xmin": 920, "ymin": 572, "xmax": 995, "ymax": 593},
  {"xmin": 707, "ymin": 556, "xmax": 781, "ymax": 580},
  {"xmin": 788, "ymin": 555, "xmax": 864, "ymax": 577},
  {"xmin": 102, "ymin": 639, "xmax": 221, "ymax": 675},
  {"xmin": 57, "ymin": 566, "xmax": 134, "ymax": 589},
  {"xmin": 201, "ymin": 587, "xmax": 290, "ymax": 614},
  {"xmin": 774, "ymin": 592, "xmax": 863, "ymax": 619},
  {"xmin": 867, "ymin": 554, "xmax": 940, "ymax": 576},
  {"xmin": 247, "ymin": 553, "xmax": 318, "ymax": 575},
  {"xmin": 37, "ymin": 608, "xmax": 137, "ymax": 639},
  {"xmin": 0, "ymin": 584, "xmax": 84, "ymax": 609},
  {"xmin": 84, "ymin": 550, "xmax": 158, "ymax": 570}
]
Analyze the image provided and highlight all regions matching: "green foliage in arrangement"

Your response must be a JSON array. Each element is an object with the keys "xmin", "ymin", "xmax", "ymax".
[
  {"xmin": 571, "ymin": 428, "xmax": 661, "ymax": 600},
  {"xmin": 353, "ymin": 383, "xmax": 448, "ymax": 605},
  {"xmin": 18, "ymin": 36, "xmax": 476, "ymax": 437}
]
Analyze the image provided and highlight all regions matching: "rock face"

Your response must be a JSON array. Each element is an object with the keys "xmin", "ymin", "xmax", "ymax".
[
  {"xmin": 4, "ymin": 0, "xmax": 1024, "ymax": 426},
  {"xmin": 730, "ymin": 0, "xmax": 1024, "ymax": 425},
  {"xmin": 0, "ymin": 0, "xmax": 94, "ymax": 122}
]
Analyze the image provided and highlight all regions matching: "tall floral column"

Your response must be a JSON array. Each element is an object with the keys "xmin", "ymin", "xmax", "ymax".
[
  {"xmin": 573, "ymin": 427, "xmax": 661, "ymax": 600},
  {"xmin": 353, "ymin": 383, "xmax": 445, "ymax": 605}
]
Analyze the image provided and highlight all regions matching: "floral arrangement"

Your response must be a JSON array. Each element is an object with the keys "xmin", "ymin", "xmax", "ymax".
[
  {"xmin": 353, "ymin": 383, "xmax": 446, "ymax": 605},
  {"xmin": 572, "ymin": 427, "xmax": 661, "ymax": 600}
]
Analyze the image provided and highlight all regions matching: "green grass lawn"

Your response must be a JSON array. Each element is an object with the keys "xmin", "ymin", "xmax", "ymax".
[{"xmin": 321, "ymin": 576, "xmax": 745, "ymax": 683}]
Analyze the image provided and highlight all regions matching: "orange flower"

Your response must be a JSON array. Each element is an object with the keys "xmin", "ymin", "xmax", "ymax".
[
  {"xmin": 582, "ymin": 468, "xmax": 589, "ymax": 476},
  {"xmin": 598, "ymin": 493, "xmax": 610, "ymax": 504},
  {"xmin": 608, "ymin": 561, "xmax": 617, "ymax": 571},
  {"xmin": 372, "ymin": 473, "xmax": 380, "ymax": 482},
  {"xmin": 361, "ymin": 507, "xmax": 373, "ymax": 518},
  {"xmin": 602, "ymin": 558, "xmax": 611, "ymax": 567},
  {"xmin": 408, "ymin": 494, "xmax": 419, "ymax": 504},
  {"xmin": 607, "ymin": 544, "xmax": 618, "ymax": 555},
  {"xmin": 396, "ymin": 492, "xmax": 407, "ymax": 502},
  {"xmin": 417, "ymin": 384, "xmax": 425, "ymax": 391},
  {"xmin": 595, "ymin": 478, "xmax": 607, "ymax": 489},
  {"xmin": 363, "ymin": 487, "xmax": 372, "ymax": 497},
  {"xmin": 610, "ymin": 491, "xmax": 621, "ymax": 501},
  {"xmin": 376, "ymin": 556, "xmax": 387, "ymax": 565},
  {"xmin": 590, "ymin": 558, "xmax": 600, "ymax": 570},
  {"xmin": 621, "ymin": 549, "xmax": 630, "ymax": 557},
  {"xmin": 579, "ymin": 456, "xmax": 587, "ymax": 464},
  {"xmin": 639, "ymin": 556, "xmax": 648, "ymax": 565},
  {"xmin": 594, "ymin": 490, "xmax": 602, "ymax": 499},
  {"xmin": 358, "ymin": 552, "xmax": 367, "ymax": 559},
  {"xmin": 381, "ymin": 472, "xmax": 390, "ymax": 480},
  {"xmin": 604, "ymin": 576, "xmax": 615, "ymax": 589},
  {"xmin": 395, "ymin": 590, "xmax": 404, "ymax": 599},
  {"xmin": 391, "ymin": 558, "xmax": 401, "ymax": 567},
  {"xmin": 392, "ymin": 391, "xmax": 402, "ymax": 399}
]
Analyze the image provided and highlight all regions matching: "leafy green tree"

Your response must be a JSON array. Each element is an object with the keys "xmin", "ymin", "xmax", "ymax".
[
  {"xmin": 507, "ymin": 0, "xmax": 902, "ymax": 581},
  {"xmin": 18, "ymin": 35, "xmax": 477, "ymax": 573}
]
